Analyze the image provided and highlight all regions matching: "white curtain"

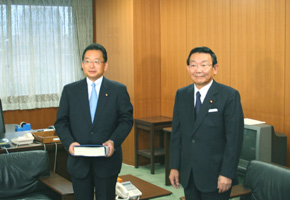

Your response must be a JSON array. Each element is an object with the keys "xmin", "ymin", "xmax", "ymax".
[{"xmin": 0, "ymin": 0, "xmax": 93, "ymax": 111}]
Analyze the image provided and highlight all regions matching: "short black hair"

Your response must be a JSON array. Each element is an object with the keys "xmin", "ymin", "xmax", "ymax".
[
  {"xmin": 186, "ymin": 46, "xmax": 217, "ymax": 66},
  {"xmin": 82, "ymin": 43, "xmax": 108, "ymax": 63}
]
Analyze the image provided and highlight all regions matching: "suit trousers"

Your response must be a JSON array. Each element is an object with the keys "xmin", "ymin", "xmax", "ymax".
[
  {"xmin": 71, "ymin": 162, "xmax": 118, "ymax": 200},
  {"xmin": 184, "ymin": 170, "xmax": 232, "ymax": 200}
]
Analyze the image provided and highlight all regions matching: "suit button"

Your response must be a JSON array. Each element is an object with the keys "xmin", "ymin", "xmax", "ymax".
[
  {"xmin": 91, "ymin": 131, "xmax": 94, "ymax": 135},
  {"xmin": 192, "ymin": 139, "xmax": 195, "ymax": 143}
]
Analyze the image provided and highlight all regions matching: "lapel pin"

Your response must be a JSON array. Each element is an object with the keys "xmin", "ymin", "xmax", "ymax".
[
  {"xmin": 105, "ymin": 93, "xmax": 108, "ymax": 97},
  {"xmin": 210, "ymin": 100, "xmax": 213, "ymax": 104}
]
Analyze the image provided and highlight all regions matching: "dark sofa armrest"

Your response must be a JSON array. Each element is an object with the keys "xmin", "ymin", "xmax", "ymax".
[
  {"xmin": 40, "ymin": 171, "xmax": 74, "ymax": 200},
  {"xmin": 179, "ymin": 184, "xmax": 251, "ymax": 200}
]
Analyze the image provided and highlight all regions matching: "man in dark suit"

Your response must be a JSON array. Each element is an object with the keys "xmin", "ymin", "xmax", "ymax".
[
  {"xmin": 169, "ymin": 47, "xmax": 244, "ymax": 200},
  {"xmin": 55, "ymin": 43, "xmax": 133, "ymax": 200}
]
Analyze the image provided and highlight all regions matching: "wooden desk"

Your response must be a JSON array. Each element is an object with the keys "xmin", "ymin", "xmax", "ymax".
[
  {"xmin": 120, "ymin": 174, "xmax": 172, "ymax": 200},
  {"xmin": 134, "ymin": 116, "xmax": 172, "ymax": 174},
  {"xmin": 0, "ymin": 125, "xmax": 70, "ymax": 181}
]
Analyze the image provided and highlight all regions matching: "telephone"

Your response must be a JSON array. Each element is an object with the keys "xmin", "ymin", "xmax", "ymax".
[
  {"xmin": 115, "ymin": 181, "xmax": 142, "ymax": 200},
  {"xmin": 11, "ymin": 133, "xmax": 34, "ymax": 145}
]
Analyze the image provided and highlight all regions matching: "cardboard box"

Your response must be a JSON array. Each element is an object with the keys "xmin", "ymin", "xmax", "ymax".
[{"xmin": 33, "ymin": 131, "xmax": 60, "ymax": 144}]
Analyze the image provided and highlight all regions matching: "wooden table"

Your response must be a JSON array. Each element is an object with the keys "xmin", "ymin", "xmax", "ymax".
[
  {"xmin": 120, "ymin": 174, "xmax": 172, "ymax": 200},
  {"xmin": 134, "ymin": 116, "xmax": 172, "ymax": 174}
]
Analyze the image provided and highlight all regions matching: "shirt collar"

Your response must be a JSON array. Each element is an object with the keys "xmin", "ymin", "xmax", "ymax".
[
  {"xmin": 194, "ymin": 80, "xmax": 213, "ymax": 103},
  {"xmin": 86, "ymin": 76, "xmax": 103, "ymax": 88}
]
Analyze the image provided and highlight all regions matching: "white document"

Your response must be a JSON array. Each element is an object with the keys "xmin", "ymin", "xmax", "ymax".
[
  {"xmin": 73, "ymin": 145, "xmax": 108, "ymax": 157},
  {"xmin": 244, "ymin": 118, "xmax": 266, "ymax": 125}
]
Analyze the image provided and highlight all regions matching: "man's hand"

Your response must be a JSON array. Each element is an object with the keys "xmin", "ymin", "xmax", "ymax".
[
  {"xmin": 217, "ymin": 175, "xmax": 232, "ymax": 193},
  {"xmin": 103, "ymin": 140, "xmax": 114, "ymax": 157},
  {"xmin": 69, "ymin": 142, "xmax": 80, "ymax": 155},
  {"xmin": 169, "ymin": 169, "xmax": 180, "ymax": 189}
]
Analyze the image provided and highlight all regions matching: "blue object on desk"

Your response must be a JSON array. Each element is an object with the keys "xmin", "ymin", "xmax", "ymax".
[{"xmin": 15, "ymin": 123, "xmax": 31, "ymax": 132}]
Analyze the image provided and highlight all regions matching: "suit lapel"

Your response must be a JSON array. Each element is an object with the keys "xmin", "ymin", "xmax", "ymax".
[
  {"xmin": 192, "ymin": 80, "xmax": 218, "ymax": 134},
  {"xmin": 77, "ymin": 79, "xmax": 92, "ymax": 124},
  {"xmin": 93, "ymin": 77, "xmax": 110, "ymax": 125},
  {"xmin": 185, "ymin": 84, "xmax": 195, "ymax": 130}
]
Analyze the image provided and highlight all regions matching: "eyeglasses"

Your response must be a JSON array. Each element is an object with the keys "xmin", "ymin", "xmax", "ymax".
[
  {"xmin": 83, "ymin": 60, "xmax": 104, "ymax": 65},
  {"xmin": 189, "ymin": 64, "xmax": 212, "ymax": 69}
]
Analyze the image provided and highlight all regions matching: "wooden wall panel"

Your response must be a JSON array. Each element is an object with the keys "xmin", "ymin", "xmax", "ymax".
[
  {"xmin": 94, "ymin": 0, "xmax": 161, "ymax": 165},
  {"xmin": 186, "ymin": 0, "xmax": 231, "ymax": 86},
  {"xmin": 94, "ymin": 0, "xmax": 134, "ymax": 95},
  {"xmin": 160, "ymin": 0, "xmax": 187, "ymax": 117},
  {"xmin": 133, "ymin": 0, "xmax": 162, "ymax": 165},
  {"xmin": 160, "ymin": 0, "xmax": 289, "ymax": 166},
  {"xmin": 134, "ymin": 0, "xmax": 161, "ymax": 118},
  {"xmin": 285, "ymin": 0, "xmax": 290, "ymax": 166},
  {"xmin": 3, "ymin": 108, "xmax": 58, "ymax": 129},
  {"xmin": 231, "ymin": 0, "xmax": 285, "ymax": 131},
  {"xmin": 94, "ymin": 0, "xmax": 134, "ymax": 164}
]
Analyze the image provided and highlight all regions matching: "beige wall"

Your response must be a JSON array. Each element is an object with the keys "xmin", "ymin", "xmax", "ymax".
[
  {"xmin": 94, "ymin": 0, "xmax": 161, "ymax": 164},
  {"xmin": 4, "ymin": 0, "xmax": 289, "ymax": 166},
  {"xmin": 93, "ymin": 0, "xmax": 290, "ymax": 166}
]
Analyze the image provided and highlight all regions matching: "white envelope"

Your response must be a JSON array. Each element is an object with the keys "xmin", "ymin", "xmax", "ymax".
[{"xmin": 208, "ymin": 108, "xmax": 218, "ymax": 112}]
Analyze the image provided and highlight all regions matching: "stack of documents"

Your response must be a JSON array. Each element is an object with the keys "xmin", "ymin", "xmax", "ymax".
[{"xmin": 73, "ymin": 145, "xmax": 108, "ymax": 157}]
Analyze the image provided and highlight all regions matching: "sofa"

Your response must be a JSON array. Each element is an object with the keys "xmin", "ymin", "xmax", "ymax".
[
  {"xmin": 180, "ymin": 160, "xmax": 290, "ymax": 200},
  {"xmin": 0, "ymin": 150, "xmax": 73, "ymax": 200},
  {"xmin": 241, "ymin": 160, "xmax": 290, "ymax": 200}
]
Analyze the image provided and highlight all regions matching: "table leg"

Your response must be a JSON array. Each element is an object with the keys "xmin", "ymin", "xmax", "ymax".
[
  {"xmin": 150, "ymin": 127, "xmax": 155, "ymax": 174},
  {"xmin": 165, "ymin": 131, "xmax": 170, "ymax": 185},
  {"xmin": 135, "ymin": 126, "xmax": 139, "ymax": 168}
]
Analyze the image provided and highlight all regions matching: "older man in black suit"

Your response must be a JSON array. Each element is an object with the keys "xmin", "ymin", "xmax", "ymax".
[
  {"xmin": 169, "ymin": 47, "xmax": 244, "ymax": 200},
  {"xmin": 55, "ymin": 43, "xmax": 133, "ymax": 200}
]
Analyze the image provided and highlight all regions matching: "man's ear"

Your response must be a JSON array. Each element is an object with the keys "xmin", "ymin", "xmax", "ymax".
[
  {"xmin": 104, "ymin": 62, "xmax": 109, "ymax": 72},
  {"xmin": 213, "ymin": 64, "xmax": 219, "ymax": 75}
]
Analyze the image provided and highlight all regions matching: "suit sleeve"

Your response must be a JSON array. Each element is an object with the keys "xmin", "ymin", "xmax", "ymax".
[
  {"xmin": 170, "ymin": 90, "xmax": 182, "ymax": 170},
  {"xmin": 109, "ymin": 85, "xmax": 133, "ymax": 148},
  {"xmin": 54, "ymin": 86, "xmax": 76, "ymax": 151},
  {"xmin": 220, "ymin": 90, "xmax": 244, "ymax": 179}
]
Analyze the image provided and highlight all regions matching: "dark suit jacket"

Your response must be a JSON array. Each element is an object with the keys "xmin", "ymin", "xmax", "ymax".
[
  {"xmin": 55, "ymin": 77, "xmax": 133, "ymax": 179},
  {"xmin": 170, "ymin": 80, "xmax": 244, "ymax": 192}
]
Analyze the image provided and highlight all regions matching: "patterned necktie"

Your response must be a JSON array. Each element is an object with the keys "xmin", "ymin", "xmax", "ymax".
[
  {"xmin": 195, "ymin": 91, "xmax": 201, "ymax": 115},
  {"xmin": 90, "ymin": 82, "xmax": 98, "ymax": 123}
]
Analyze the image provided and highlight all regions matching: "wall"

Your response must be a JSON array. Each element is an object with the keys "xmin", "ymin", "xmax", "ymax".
[
  {"xmin": 94, "ymin": 0, "xmax": 162, "ymax": 165},
  {"xmin": 4, "ymin": 0, "xmax": 289, "ymax": 166},
  {"xmin": 95, "ymin": 0, "xmax": 290, "ymax": 166},
  {"xmin": 3, "ymin": 108, "xmax": 58, "ymax": 129},
  {"xmin": 160, "ymin": 0, "xmax": 290, "ymax": 166}
]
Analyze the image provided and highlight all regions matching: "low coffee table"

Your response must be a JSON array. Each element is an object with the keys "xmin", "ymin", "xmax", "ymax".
[{"xmin": 119, "ymin": 174, "xmax": 172, "ymax": 200}]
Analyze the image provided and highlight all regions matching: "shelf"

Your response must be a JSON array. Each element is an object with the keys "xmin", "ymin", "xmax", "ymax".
[{"xmin": 138, "ymin": 148, "xmax": 165, "ymax": 158}]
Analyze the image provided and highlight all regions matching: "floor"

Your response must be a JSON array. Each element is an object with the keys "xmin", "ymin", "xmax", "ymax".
[{"xmin": 119, "ymin": 163, "xmax": 240, "ymax": 200}]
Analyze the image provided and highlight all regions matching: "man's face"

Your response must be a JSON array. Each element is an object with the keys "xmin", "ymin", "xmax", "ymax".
[
  {"xmin": 81, "ymin": 50, "xmax": 108, "ymax": 82},
  {"xmin": 187, "ymin": 52, "xmax": 218, "ymax": 89}
]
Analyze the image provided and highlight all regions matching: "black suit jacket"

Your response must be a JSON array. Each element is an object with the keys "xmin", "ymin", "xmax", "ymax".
[
  {"xmin": 55, "ymin": 77, "xmax": 133, "ymax": 179},
  {"xmin": 170, "ymin": 80, "xmax": 244, "ymax": 192}
]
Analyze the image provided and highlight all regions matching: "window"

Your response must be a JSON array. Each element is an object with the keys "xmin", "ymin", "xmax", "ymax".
[{"xmin": 0, "ymin": 0, "xmax": 84, "ymax": 110}]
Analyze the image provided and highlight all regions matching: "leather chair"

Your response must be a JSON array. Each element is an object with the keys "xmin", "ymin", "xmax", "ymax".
[
  {"xmin": 241, "ymin": 160, "xmax": 290, "ymax": 200},
  {"xmin": 180, "ymin": 160, "xmax": 290, "ymax": 200},
  {"xmin": 0, "ymin": 150, "xmax": 73, "ymax": 200}
]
